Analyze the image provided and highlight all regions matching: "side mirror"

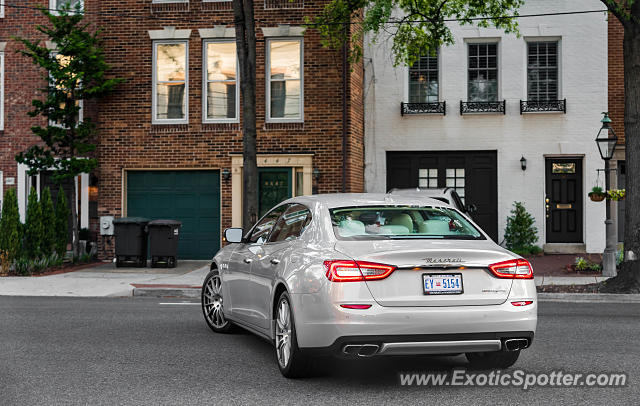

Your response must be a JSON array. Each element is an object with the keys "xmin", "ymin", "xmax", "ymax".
[
  {"xmin": 224, "ymin": 228, "xmax": 244, "ymax": 243},
  {"xmin": 466, "ymin": 204, "xmax": 478, "ymax": 214}
]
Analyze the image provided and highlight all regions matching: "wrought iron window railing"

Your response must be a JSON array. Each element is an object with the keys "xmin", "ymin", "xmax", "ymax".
[
  {"xmin": 520, "ymin": 99, "xmax": 566, "ymax": 114},
  {"xmin": 400, "ymin": 101, "xmax": 446, "ymax": 116},
  {"xmin": 460, "ymin": 100, "xmax": 505, "ymax": 115}
]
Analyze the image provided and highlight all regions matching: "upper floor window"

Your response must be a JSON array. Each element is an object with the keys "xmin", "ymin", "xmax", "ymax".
[
  {"xmin": 267, "ymin": 38, "xmax": 303, "ymax": 122},
  {"xmin": 50, "ymin": 0, "xmax": 83, "ymax": 13},
  {"xmin": 468, "ymin": 43, "xmax": 498, "ymax": 102},
  {"xmin": 527, "ymin": 41, "xmax": 558, "ymax": 101},
  {"xmin": 204, "ymin": 40, "xmax": 238, "ymax": 123},
  {"xmin": 50, "ymin": 52, "xmax": 83, "ymax": 127},
  {"xmin": 153, "ymin": 41, "xmax": 188, "ymax": 124},
  {"xmin": 409, "ymin": 51, "xmax": 438, "ymax": 103}
]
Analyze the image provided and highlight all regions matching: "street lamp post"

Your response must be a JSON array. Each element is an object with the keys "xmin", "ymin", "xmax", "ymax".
[{"xmin": 595, "ymin": 112, "xmax": 619, "ymax": 277}]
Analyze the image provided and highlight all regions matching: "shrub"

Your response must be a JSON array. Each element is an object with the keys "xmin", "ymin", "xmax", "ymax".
[
  {"xmin": 24, "ymin": 187, "xmax": 44, "ymax": 259},
  {"xmin": 40, "ymin": 187, "xmax": 56, "ymax": 257},
  {"xmin": 55, "ymin": 186, "xmax": 70, "ymax": 258},
  {"xmin": 0, "ymin": 188, "xmax": 22, "ymax": 261},
  {"xmin": 504, "ymin": 202, "xmax": 539, "ymax": 253}
]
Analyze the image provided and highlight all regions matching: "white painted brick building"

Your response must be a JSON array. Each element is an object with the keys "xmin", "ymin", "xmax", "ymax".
[{"xmin": 364, "ymin": 0, "xmax": 608, "ymax": 253}]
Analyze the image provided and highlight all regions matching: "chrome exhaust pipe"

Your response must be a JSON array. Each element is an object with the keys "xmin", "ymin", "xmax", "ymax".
[
  {"xmin": 342, "ymin": 344, "xmax": 380, "ymax": 357},
  {"xmin": 503, "ymin": 338, "xmax": 529, "ymax": 352},
  {"xmin": 357, "ymin": 344, "xmax": 380, "ymax": 357}
]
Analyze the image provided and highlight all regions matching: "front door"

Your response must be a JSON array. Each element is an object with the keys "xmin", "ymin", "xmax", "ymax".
[
  {"xmin": 545, "ymin": 158, "xmax": 583, "ymax": 243},
  {"xmin": 258, "ymin": 168, "xmax": 292, "ymax": 218}
]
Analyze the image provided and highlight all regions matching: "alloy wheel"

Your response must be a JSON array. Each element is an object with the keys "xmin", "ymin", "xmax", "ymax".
[
  {"xmin": 275, "ymin": 298, "xmax": 292, "ymax": 368},
  {"xmin": 203, "ymin": 274, "xmax": 227, "ymax": 329}
]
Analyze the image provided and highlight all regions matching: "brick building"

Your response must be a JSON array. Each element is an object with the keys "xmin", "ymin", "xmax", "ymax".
[
  {"xmin": 0, "ymin": 1, "xmax": 365, "ymax": 260},
  {"xmin": 608, "ymin": 13, "xmax": 626, "ymax": 243},
  {"xmin": 94, "ymin": 0, "xmax": 364, "ymax": 259},
  {"xmin": 0, "ymin": 0, "xmax": 94, "ymax": 230}
]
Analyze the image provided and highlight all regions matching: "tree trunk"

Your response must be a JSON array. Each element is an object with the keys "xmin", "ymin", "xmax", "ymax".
[
  {"xmin": 233, "ymin": 0, "xmax": 259, "ymax": 232},
  {"xmin": 602, "ymin": 6, "xmax": 640, "ymax": 292}
]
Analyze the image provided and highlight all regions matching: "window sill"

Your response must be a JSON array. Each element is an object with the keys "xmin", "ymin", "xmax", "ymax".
[
  {"xmin": 202, "ymin": 122, "xmax": 241, "ymax": 132},
  {"xmin": 150, "ymin": 124, "xmax": 189, "ymax": 133},
  {"xmin": 202, "ymin": 1, "xmax": 233, "ymax": 11}
]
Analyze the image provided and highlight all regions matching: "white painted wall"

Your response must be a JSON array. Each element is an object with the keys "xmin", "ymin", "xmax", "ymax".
[{"xmin": 364, "ymin": 0, "xmax": 608, "ymax": 253}]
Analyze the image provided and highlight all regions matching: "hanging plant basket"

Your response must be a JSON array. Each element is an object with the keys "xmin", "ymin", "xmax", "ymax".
[{"xmin": 588, "ymin": 192, "xmax": 606, "ymax": 202}]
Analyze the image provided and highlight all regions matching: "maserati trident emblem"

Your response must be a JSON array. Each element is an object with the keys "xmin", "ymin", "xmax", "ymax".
[{"xmin": 423, "ymin": 257, "xmax": 464, "ymax": 264}]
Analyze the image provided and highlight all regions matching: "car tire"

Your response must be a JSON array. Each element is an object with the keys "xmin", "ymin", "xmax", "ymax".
[
  {"xmin": 466, "ymin": 350, "xmax": 520, "ymax": 370},
  {"xmin": 201, "ymin": 270, "xmax": 234, "ymax": 334},
  {"xmin": 275, "ymin": 291, "xmax": 311, "ymax": 378}
]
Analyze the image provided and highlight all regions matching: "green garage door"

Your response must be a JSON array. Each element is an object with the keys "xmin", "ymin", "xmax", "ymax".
[{"xmin": 127, "ymin": 171, "xmax": 220, "ymax": 259}]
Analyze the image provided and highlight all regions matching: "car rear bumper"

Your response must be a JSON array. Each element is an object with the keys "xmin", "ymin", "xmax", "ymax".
[
  {"xmin": 301, "ymin": 331, "xmax": 535, "ymax": 357},
  {"xmin": 290, "ymin": 293, "xmax": 537, "ymax": 350}
]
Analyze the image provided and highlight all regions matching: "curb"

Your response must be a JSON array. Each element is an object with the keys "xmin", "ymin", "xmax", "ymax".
[
  {"xmin": 133, "ymin": 287, "xmax": 200, "ymax": 298},
  {"xmin": 538, "ymin": 292, "xmax": 640, "ymax": 303}
]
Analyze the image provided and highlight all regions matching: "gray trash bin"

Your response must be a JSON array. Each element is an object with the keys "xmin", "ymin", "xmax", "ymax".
[
  {"xmin": 113, "ymin": 217, "xmax": 149, "ymax": 268},
  {"xmin": 147, "ymin": 219, "xmax": 182, "ymax": 268}
]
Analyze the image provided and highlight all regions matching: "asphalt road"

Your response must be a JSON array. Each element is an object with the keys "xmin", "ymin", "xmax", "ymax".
[{"xmin": 0, "ymin": 297, "xmax": 637, "ymax": 405}]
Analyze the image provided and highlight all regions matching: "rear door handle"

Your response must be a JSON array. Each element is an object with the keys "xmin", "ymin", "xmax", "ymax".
[
  {"xmin": 243, "ymin": 258, "xmax": 253, "ymax": 264},
  {"xmin": 270, "ymin": 258, "xmax": 280, "ymax": 265}
]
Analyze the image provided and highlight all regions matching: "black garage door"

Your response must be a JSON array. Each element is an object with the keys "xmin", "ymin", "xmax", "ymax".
[
  {"xmin": 127, "ymin": 170, "xmax": 220, "ymax": 259},
  {"xmin": 386, "ymin": 151, "xmax": 498, "ymax": 241}
]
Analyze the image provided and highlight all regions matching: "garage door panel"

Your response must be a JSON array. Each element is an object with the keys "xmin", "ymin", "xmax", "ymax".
[{"xmin": 127, "ymin": 170, "xmax": 220, "ymax": 259}]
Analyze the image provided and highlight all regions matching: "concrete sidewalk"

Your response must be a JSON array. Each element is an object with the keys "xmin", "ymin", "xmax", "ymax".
[{"xmin": 0, "ymin": 261, "xmax": 210, "ymax": 297}]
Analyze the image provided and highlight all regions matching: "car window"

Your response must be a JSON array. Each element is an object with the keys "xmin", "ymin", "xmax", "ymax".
[
  {"xmin": 269, "ymin": 204, "xmax": 312, "ymax": 243},
  {"xmin": 330, "ymin": 206, "xmax": 484, "ymax": 240},
  {"xmin": 248, "ymin": 205, "xmax": 288, "ymax": 244}
]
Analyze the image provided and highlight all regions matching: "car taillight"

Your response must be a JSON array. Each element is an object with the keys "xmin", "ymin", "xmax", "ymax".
[
  {"xmin": 488, "ymin": 259, "xmax": 534, "ymax": 279},
  {"xmin": 324, "ymin": 260, "xmax": 396, "ymax": 282},
  {"xmin": 511, "ymin": 301, "xmax": 534, "ymax": 306}
]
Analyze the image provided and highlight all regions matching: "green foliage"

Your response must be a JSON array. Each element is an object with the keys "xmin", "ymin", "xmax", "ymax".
[
  {"xmin": 55, "ymin": 186, "xmax": 70, "ymax": 258},
  {"xmin": 308, "ymin": 0, "xmax": 524, "ymax": 66},
  {"xmin": 40, "ymin": 187, "xmax": 56, "ymax": 256},
  {"xmin": 511, "ymin": 245, "xmax": 542, "ymax": 256},
  {"xmin": 504, "ymin": 201, "xmax": 538, "ymax": 253},
  {"xmin": 73, "ymin": 252, "xmax": 93, "ymax": 264},
  {"xmin": 13, "ymin": 252, "xmax": 63, "ymax": 276},
  {"xmin": 0, "ymin": 188, "xmax": 23, "ymax": 261},
  {"xmin": 24, "ymin": 187, "xmax": 44, "ymax": 259},
  {"xmin": 591, "ymin": 186, "xmax": 604, "ymax": 194},
  {"xmin": 575, "ymin": 257, "xmax": 602, "ymax": 272}
]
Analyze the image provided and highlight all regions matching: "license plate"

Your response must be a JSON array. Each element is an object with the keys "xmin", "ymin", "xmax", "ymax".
[{"xmin": 423, "ymin": 273, "xmax": 463, "ymax": 295}]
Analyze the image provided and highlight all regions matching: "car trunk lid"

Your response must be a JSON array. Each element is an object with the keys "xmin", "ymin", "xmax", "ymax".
[{"xmin": 335, "ymin": 239, "xmax": 514, "ymax": 307}]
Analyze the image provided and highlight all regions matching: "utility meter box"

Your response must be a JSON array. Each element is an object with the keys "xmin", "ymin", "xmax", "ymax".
[{"xmin": 100, "ymin": 216, "xmax": 114, "ymax": 235}]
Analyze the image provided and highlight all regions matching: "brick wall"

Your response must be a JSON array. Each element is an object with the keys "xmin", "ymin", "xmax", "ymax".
[
  {"xmin": 609, "ymin": 12, "xmax": 625, "ymax": 144},
  {"xmin": 94, "ymin": 1, "xmax": 365, "ymax": 258}
]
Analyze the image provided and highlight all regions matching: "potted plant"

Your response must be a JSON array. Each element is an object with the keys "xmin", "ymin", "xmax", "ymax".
[
  {"xmin": 588, "ymin": 186, "xmax": 606, "ymax": 202},
  {"xmin": 607, "ymin": 189, "xmax": 626, "ymax": 201}
]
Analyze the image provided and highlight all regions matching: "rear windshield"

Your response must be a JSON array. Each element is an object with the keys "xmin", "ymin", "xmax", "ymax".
[{"xmin": 330, "ymin": 206, "xmax": 484, "ymax": 240}]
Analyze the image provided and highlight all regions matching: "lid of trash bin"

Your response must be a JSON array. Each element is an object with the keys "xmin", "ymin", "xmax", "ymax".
[
  {"xmin": 113, "ymin": 217, "xmax": 150, "ymax": 225},
  {"xmin": 148, "ymin": 219, "xmax": 182, "ymax": 227}
]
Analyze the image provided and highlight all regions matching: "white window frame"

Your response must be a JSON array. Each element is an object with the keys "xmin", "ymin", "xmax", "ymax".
[
  {"xmin": 1, "ymin": 1, "xmax": 4, "ymax": 18},
  {"xmin": 152, "ymin": 40, "xmax": 189, "ymax": 125},
  {"xmin": 0, "ymin": 50, "xmax": 4, "ymax": 131},
  {"xmin": 49, "ymin": 51, "xmax": 84, "ymax": 128},
  {"xmin": 524, "ymin": 37, "xmax": 562, "ymax": 101},
  {"xmin": 49, "ymin": 0, "xmax": 84, "ymax": 15},
  {"xmin": 202, "ymin": 39, "xmax": 239, "ymax": 124},
  {"xmin": 266, "ymin": 37, "xmax": 304, "ymax": 123},
  {"xmin": 406, "ymin": 50, "xmax": 440, "ymax": 103},
  {"xmin": 464, "ymin": 38, "xmax": 501, "ymax": 102}
]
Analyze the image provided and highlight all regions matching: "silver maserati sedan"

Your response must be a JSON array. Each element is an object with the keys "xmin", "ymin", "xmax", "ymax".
[{"xmin": 201, "ymin": 194, "xmax": 537, "ymax": 378}]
